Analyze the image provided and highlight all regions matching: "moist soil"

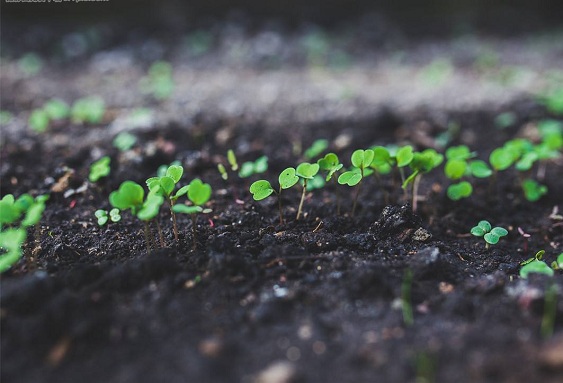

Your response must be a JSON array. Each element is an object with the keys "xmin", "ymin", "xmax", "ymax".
[{"xmin": 2, "ymin": 100, "xmax": 563, "ymax": 383}]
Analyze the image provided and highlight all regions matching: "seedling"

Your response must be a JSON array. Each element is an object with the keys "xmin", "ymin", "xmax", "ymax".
[
  {"xmin": 338, "ymin": 149, "xmax": 374, "ymax": 216},
  {"xmin": 0, "ymin": 228, "xmax": 27, "ymax": 273},
  {"xmin": 71, "ymin": 97, "xmax": 105, "ymax": 124},
  {"xmin": 29, "ymin": 109, "xmax": 49, "ymax": 132},
  {"xmin": 520, "ymin": 250, "xmax": 554, "ymax": 278},
  {"xmin": 113, "ymin": 132, "xmax": 137, "ymax": 152},
  {"xmin": 146, "ymin": 164, "xmax": 188, "ymax": 241},
  {"xmin": 217, "ymin": 150, "xmax": 239, "ymax": 181},
  {"xmin": 140, "ymin": 61, "xmax": 174, "ymax": 100},
  {"xmin": 551, "ymin": 253, "xmax": 563, "ymax": 270},
  {"xmin": 43, "ymin": 99, "xmax": 70, "ymax": 120},
  {"xmin": 172, "ymin": 179, "xmax": 212, "ymax": 249},
  {"xmin": 470, "ymin": 220, "xmax": 508, "ymax": 249},
  {"xmin": 94, "ymin": 208, "xmax": 121, "ymax": 226},
  {"xmin": 402, "ymin": 149, "xmax": 443, "ymax": 212},
  {"xmin": 446, "ymin": 181, "xmax": 473, "ymax": 201},
  {"xmin": 89, "ymin": 156, "xmax": 111, "ymax": 183},
  {"xmin": 521, "ymin": 179, "xmax": 548, "ymax": 202},
  {"xmin": 295, "ymin": 162, "xmax": 320, "ymax": 220},
  {"xmin": 303, "ymin": 139, "xmax": 329, "ymax": 160},
  {"xmin": 239, "ymin": 156, "xmax": 268, "ymax": 178},
  {"xmin": 249, "ymin": 167, "xmax": 299, "ymax": 224},
  {"xmin": 443, "ymin": 145, "xmax": 488, "ymax": 201}
]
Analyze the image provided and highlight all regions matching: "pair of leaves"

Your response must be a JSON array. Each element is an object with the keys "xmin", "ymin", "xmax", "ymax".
[
  {"xmin": 172, "ymin": 179, "xmax": 212, "ymax": 215},
  {"xmin": 0, "ymin": 194, "xmax": 48, "ymax": 227},
  {"xmin": 470, "ymin": 220, "xmax": 508, "ymax": 245},
  {"xmin": 239, "ymin": 156, "xmax": 268, "ymax": 178},
  {"xmin": 338, "ymin": 149, "xmax": 374, "ymax": 186},
  {"xmin": 0, "ymin": 228, "xmax": 27, "ymax": 273},
  {"xmin": 249, "ymin": 163, "xmax": 320, "ymax": 201},
  {"xmin": 446, "ymin": 181, "xmax": 473, "ymax": 200},
  {"xmin": 317, "ymin": 153, "xmax": 343, "ymax": 181},
  {"xmin": 94, "ymin": 208, "xmax": 121, "ymax": 226},
  {"xmin": 89, "ymin": 156, "xmax": 111, "ymax": 183}
]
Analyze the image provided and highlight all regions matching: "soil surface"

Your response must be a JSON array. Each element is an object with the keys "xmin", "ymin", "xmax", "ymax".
[{"xmin": 1, "ymin": 11, "xmax": 563, "ymax": 383}]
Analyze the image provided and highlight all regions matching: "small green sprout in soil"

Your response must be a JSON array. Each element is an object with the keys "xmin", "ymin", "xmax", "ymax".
[
  {"xmin": 470, "ymin": 220, "xmax": 508, "ymax": 249},
  {"xmin": 551, "ymin": 253, "xmax": 563, "ymax": 270},
  {"xmin": 239, "ymin": 156, "xmax": 268, "ymax": 178},
  {"xmin": 250, "ymin": 167, "xmax": 299, "ymax": 224},
  {"xmin": 147, "ymin": 164, "xmax": 188, "ymax": 242},
  {"xmin": 94, "ymin": 208, "xmax": 121, "ymax": 226},
  {"xmin": 29, "ymin": 109, "xmax": 50, "ymax": 133},
  {"xmin": 402, "ymin": 148, "xmax": 443, "ymax": 212},
  {"xmin": 317, "ymin": 152, "xmax": 343, "ymax": 212},
  {"xmin": 0, "ymin": 228, "xmax": 27, "ymax": 273},
  {"xmin": 521, "ymin": 179, "xmax": 548, "ymax": 202},
  {"xmin": 303, "ymin": 139, "xmax": 329, "ymax": 160},
  {"xmin": 295, "ymin": 162, "xmax": 320, "ymax": 220},
  {"xmin": 89, "ymin": 156, "xmax": 111, "ymax": 183},
  {"xmin": 71, "ymin": 96, "xmax": 105, "ymax": 124},
  {"xmin": 338, "ymin": 149, "xmax": 374, "ymax": 216},
  {"xmin": 172, "ymin": 179, "xmax": 212, "ymax": 249},
  {"xmin": 217, "ymin": 150, "xmax": 239, "ymax": 181},
  {"xmin": 140, "ymin": 61, "xmax": 175, "ymax": 100},
  {"xmin": 113, "ymin": 132, "xmax": 137, "ymax": 152},
  {"xmin": 44, "ymin": 99, "xmax": 70, "ymax": 120},
  {"xmin": 519, "ymin": 250, "xmax": 554, "ymax": 278}
]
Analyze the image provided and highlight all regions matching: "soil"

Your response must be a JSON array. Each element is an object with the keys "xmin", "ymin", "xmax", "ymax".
[{"xmin": 1, "ymin": 9, "xmax": 563, "ymax": 383}]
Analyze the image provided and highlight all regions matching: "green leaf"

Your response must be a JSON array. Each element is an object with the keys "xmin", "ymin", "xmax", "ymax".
[
  {"xmin": 146, "ymin": 177, "xmax": 161, "ymax": 190},
  {"xmin": 304, "ymin": 139, "xmax": 328, "ymax": 160},
  {"xmin": 238, "ymin": 162, "xmax": 255, "ymax": 178},
  {"xmin": 372, "ymin": 146, "xmax": 392, "ymax": 166},
  {"xmin": 445, "ymin": 145, "xmax": 474, "ymax": 161},
  {"xmin": 166, "ymin": 165, "xmax": 184, "ymax": 183},
  {"xmin": 0, "ymin": 200, "xmax": 20, "ymax": 225},
  {"xmin": 338, "ymin": 171, "xmax": 362, "ymax": 186},
  {"xmin": 471, "ymin": 227, "xmax": 485, "ymax": 236},
  {"xmin": 490, "ymin": 227, "xmax": 508, "ymax": 237},
  {"xmin": 71, "ymin": 97, "xmax": 105, "ymax": 124},
  {"xmin": 249, "ymin": 180, "xmax": 274, "ymax": 201},
  {"xmin": 515, "ymin": 152, "xmax": 539, "ymax": 171},
  {"xmin": 469, "ymin": 160, "xmax": 492, "ymax": 178},
  {"xmin": 137, "ymin": 194, "xmax": 164, "ymax": 221},
  {"xmin": 113, "ymin": 132, "xmax": 137, "ymax": 151},
  {"xmin": 172, "ymin": 205, "xmax": 203, "ymax": 215},
  {"xmin": 43, "ymin": 99, "xmax": 70, "ymax": 120},
  {"xmin": 89, "ymin": 156, "xmax": 111, "ymax": 183},
  {"xmin": 522, "ymin": 179, "xmax": 548, "ymax": 202},
  {"xmin": 21, "ymin": 202, "xmax": 45, "ymax": 227},
  {"xmin": 174, "ymin": 185, "xmax": 189, "ymax": 199},
  {"xmin": 0, "ymin": 228, "xmax": 26, "ymax": 273},
  {"xmin": 484, "ymin": 232, "xmax": 500, "ymax": 244},
  {"xmin": 14, "ymin": 194, "xmax": 34, "ymax": 212},
  {"xmin": 254, "ymin": 156, "xmax": 269, "ymax": 174},
  {"xmin": 227, "ymin": 149, "xmax": 238, "ymax": 171},
  {"xmin": 97, "ymin": 215, "xmax": 109, "ymax": 226},
  {"xmin": 296, "ymin": 162, "xmax": 320, "ymax": 179},
  {"xmin": 279, "ymin": 168, "xmax": 299, "ymax": 189},
  {"xmin": 447, "ymin": 181, "xmax": 473, "ymax": 200},
  {"xmin": 29, "ymin": 109, "xmax": 50, "ymax": 132},
  {"xmin": 318, "ymin": 153, "xmax": 343, "ymax": 181},
  {"xmin": 411, "ymin": 149, "xmax": 444, "ymax": 173},
  {"xmin": 109, "ymin": 208, "xmax": 121, "ymax": 222},
  {"xmin": 307, "ymin": 174, "xmax": 326, "ymax": 191},
  {"xmin": 159, "ymin": 176, "xmax": 176, "ymax": 197},
  {"xmin": 520, "ymin": 260, "xmax": 554, "ymax": 279},
  {"xmin": 396, "ymin": 146, "xmax": 414, "ymax": 167},
  {"xmin": 351, "ymin": 149, "xmax": 374, "ymax": 169},
  {"xmin": 109, "ymin": 181, "xmax": 145, "ymax": 212},
  {"xmin": 489, "ymin": 147, "xmax": 514, "ymax": 171},
  {"xmin": 444, "ymin": 159, "xmax": 467, "ymax": 180},
  {"xmin": 187, "ymin": 179, "xmax": 212, "ymax": 206},
  {"xmin": 218, "ymin": 164, "xmax": 228, "ymax": 180}
]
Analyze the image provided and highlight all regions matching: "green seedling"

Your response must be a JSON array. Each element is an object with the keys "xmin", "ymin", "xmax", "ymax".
[
  {"xmin": 370, "ymin": 146, "xmax": 395, "ymax": 175},
  {"xmin": 217, "ymin": 150, "xmax": 239, "ymax": 181},
  {"xmin": 71, "ymin": 96, "xmax": 105, "ymax": 124},
  {"xmin": 338, "ymin": 149, "xmax": 374, "ymax": 216},
  {"xmin": 239, "ymin": 156, "xmax": 268, "ymax": 178},
  {"xmin": 295, "ymin": 162, "xmax": 320, "ymax": 220},
  {"xmin": 146, "ymin": 164, "xmax": 188, "ymax": 241},
  {"xmin": 0, "ymin": 228, "xmax": 27, "ymax": 273},
  {"xmin": 140, "ymin": 61, "xmax": 174, "ymax": 100},
  {"xmin": 250, "ymin": 167, "xmax": 299, "ymax": 224},
  {"xmin": 443, "ymin": 145, "xmax": 491, "ymax": 201},
  {"xmin": 113, "ymin": 132, "xmax": 137, "ymax": 152},
  {"xmin": 402, "ymin": 149, "xmax": 443, "ymax": 212},
  {"xmin": 304, "ymin": 139, "xmax": 328, "ymax": 160},
  {"xmin": 29, "ymin": 109, "xmax": 49, "ymax": 133},
  {"xmin": 521, "ymin": 179, "xmax": 548, "ymax": 202},
  {"xmin": 172, "ymin": 179, "xmax": 212, "ymax": 249},
  {"xmin": 551, "ymin": 253, "xmax": 563, "ymax": 270},
  {"xmin": 94, "ymin": 208, "xmax": 121, "ymax": 226},
  {"xmin": 520, "ymin": 250, "xmax": 554, "ymax": 278},
  {"xmin": 318, "ymin": 153, "xmax": 343, "ymax": 181},
  {"xmin": 89, "ymin": 156, "xmax": 111, "ymax": 183},
  {"xmin": 447, "ymin": 181, "xmax": 473, "ymax": 201},
  {"xmin": 470, "ymin": 220, "xmax": 508, "ymax": 249},
  {"xmin": 43, "ymin": 99, "xmax": 70, "ymax": 120}
]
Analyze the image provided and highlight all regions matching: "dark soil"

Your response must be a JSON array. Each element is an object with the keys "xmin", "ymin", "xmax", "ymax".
[{"xmin": 2, "ymin": 9, "xmax": 563, "ymax": 383}]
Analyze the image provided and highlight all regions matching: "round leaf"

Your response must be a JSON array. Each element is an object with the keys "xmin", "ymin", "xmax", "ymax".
[
  {"xmin": 444, "ymin": 159, "xmax": 467, "ymax": 180},
  {"xmin": 470, "ymin": 227, "xmax": 486, "ymax": 237},
  {"xmin": 520, "ymin": 260, "xmax": 554, "ymax": 279},
  {"xmin": 469, "ymin": 160, "xmax": 492, "ymax": 178},
  {"xmin": 396, "ymin": 146, "xmax": 414, "ymax": 167},
  {"xmin": 484, "ymin": 232, "xmax": 500, "ymax": 245},
  {"xmin": 338, "ymin": 171, "xmax": 362, "ymax": 186},
  {"xmin": 109, "ymin": 181, "xmax": 145, "ymax": 211},
  {"xmin": 296, "ymin": 162, "xmax": 320, "ymax": 179},
  {"xmin": 279, "ymin": 168, "xmax": 299, "ymax": 189},
  {"xmin": 490, "ymin": 227, "xmax": 508, "ymax": 237},
  {"xmin": 249, "ymin": 180, "xmax": 274, "ymax": 201},
  {"xmin": 166, "ymin": 165, "xmax": 184, "ymax": 183},
  {"xmin": 447, "ymin": 181, "xmax": 473, "ymax": 200},
  {"xmin": 187, "ymin": 179, "xmax": 212, "ymax": 206},
  {"xmin": 351, "ymin": 149, "xmax": 374, "ymax": 169},
  {"xmin": 478, "ymin": 220, "xmax": 492, "ymax": 232},
  {"xmin": 172, "ymin": 205, "xmax": 203, "ymax": 215},
  {"xmin": 160, "ymin": 176, "xmax": 176, "ymax": 197},
  {"xmin": 489, "ymin": 148, "xmax": 513, "ymax": 171}
]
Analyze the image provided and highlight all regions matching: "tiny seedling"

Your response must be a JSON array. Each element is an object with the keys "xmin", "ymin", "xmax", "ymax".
[
  {"xmin": 172, "ymin": 178, "xmax": 212, "ymax": 249},
  {"xmin": 94, "ymin": 208, "xmax": 121, "ymax": 226},
  {"xmin": 71, "ymin": 96, "xmax": 105, "ymax": 124},
  {"xmin": 146, "ymin": 164, "xmax": 188, "ymax": 241},
  {"xmin": 521, "ymin": 179, "xmax": 548, "ymax": 202},
  {"xmin": 113, "ymin": 132, "xmax": 137, "ymax": 152},
  {"xmin": 444, "ymin": 145, "xmax": 491, "ymax": 201},
  {"xmin": 89, "ymin": 156, "xmax": 111, "ymax": 183},
  {"xmin": 338, "ymin": 149, "xmax": 374, "ymax": 216},
  {"xmin": 446, "ymin": 181, "xmax": 473, "ymax": 201},
  {"xmin": 239, "ymin": 156, "xmax": 268, "ymax": 178},
  {"xmin": 0, "ymin": 228, "xmax": 27, "ymax": 273},
  {"xmin": 295, "ymin": 162, "xmax": 320, "ymax": 220},
  {"xmin": 317, "ymin": 152, "xmax": 343, "ymax": 213},
  {"xmin": 217, "ymin": 150, "xmax": 239, "ymax": 181},
  {"xmin": 140, "ymin": 61, "xmax": 175, "ymax": 100},
  {"xmin": 29, "ymin": 109, "xmax": 50, "ymax": 133},
  {"xmin": 470, "ymin": 220, "xmax": 508, "ymax": 249},
  {"xmin": 249, "ymin": 167, "xmax": 299, "ymax": 224},
  {"xmin": 43, "ymin": 99, "xmax": 70, "ymax": 120},
  {"xmin": 551, "ymin": 253, "xmax": 563, "ymax": 270},
  {"xmin": 303, "ymin": 139, "xmax": 329, "ymax": 160},
  {"xmin": 520, "ymin": 250, "xmax": 554, "ymax": 278},
  {"xmin": 402, "ymin": 148, "xmax": 443, "ymax": 212}
]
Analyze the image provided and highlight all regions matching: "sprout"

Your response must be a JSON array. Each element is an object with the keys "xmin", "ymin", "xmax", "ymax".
[
  {"xmin": 520, "ymin": 250, "xmax": 554, "ymax": 278},
  {"xmin": 249, "ymin": 167, "xmax": 299, "ymax": 224},
  {"xmin": 109, "ymin": 181, "xmax": 145, "ymax": 214},
  {"xmin": 304, "ymin": 139, "xmax": 329, "ymax": 160},
  {"xmin": 522, "ymin": 179, "xmax": 548, "ymax": 202},
  {"xmin": 89, "ymin": 156, "xmax": 111, "ymax": 183},
  {"xmin": 338, "ymin": 149, "xmax": 374, "ymax": 216},
  {"xmin": 227, "ymin": 149, "xmax": 239, "ymax": 171},
  {"xmin": 140, "ymin": 61, "xmax": 175, "ymax": 100},
  {"xmin": 239, "ymin": 156, "xmax": 269, "ymax": 178},
  {"xmin": 0, "ymin": 228, "xmax": 27, "ymax": 273},
  {"xmin": 29, "ymin": 109, "xmax": 49, "ymax": 133},
  {"xmin": 71, "ymin": 96, "xmax": 105, "ymax": 124},
  {"xmin": 470, "ymin": 220, "xmax": 508, "ymax": 249},
  {"xmin": 551, "ymin": 253, "xmax": 563, "ymax": 270},
  {"xmin": 446, "ymin": 181, "xmax": 473, "ymax": 201},
  {"xmin": 43, "ymin": 99, "xmax": 70, "ymax": 120},
  {"xmin": 95, "ymin": 208, "xmax": 121, "ymax": 226},
  {"xmin": 172, "ymin": 178, "xmax": 212, "ymax": 249},
  {"xmin": 295, "ymin": 162, "xmax": 320, "ymax": 220},
  {"xmin": 113, "ymin": 132, "xmax": 137, "ymax": 152},
  {"xmin": 402, "ymin": 149, "xmax": 443, "ymax": 212}
]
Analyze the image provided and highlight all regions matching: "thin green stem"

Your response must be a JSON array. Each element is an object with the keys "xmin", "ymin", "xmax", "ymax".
[
  {"xmin": 412, "ymin": 174, "xmax": 422, "ymax": 212},
  {"xmin": 144, "ymin": 222, "xmax": 152, "ymax": 254},
  {"xmin": 170, "ymin": 199, "xmax": 179, "ymax": 242},
  {"xmin": 296, "ymin": 180, "xmax": 308, "ymax": 220},
  {"xmin": 277, "ymin": 188, "xmax": 284, "ymax": 224}
]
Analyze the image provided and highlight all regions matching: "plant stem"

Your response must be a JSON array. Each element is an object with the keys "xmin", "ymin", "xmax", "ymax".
[
  {"xmin": 277, "ymin": 188, "xmax": 284, "ymax": 224},
  {"xmin": 351, "ymin": 180, "xmax": 362, "ymax": 217},
  {"xmin": 170, "ymin": 199, "xmax": 179, "ymax": 242},
  {"xmin": 335, "ymin": 180, "xmax": 341, "ymax": 216},
  {"xmin": 412, "ymin": 174, "xmax": 422, "ymax": 212},
  {"xmin": 296, "ymin": 180, "xmax": 308, "ymax": 220},
  {"xmin": 155, "ymin": 219, "xmax": 165, "ymax": 248},
  {"xmin": 144, "ymin": 222, "xmax": 152, "ymax": 254}
]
